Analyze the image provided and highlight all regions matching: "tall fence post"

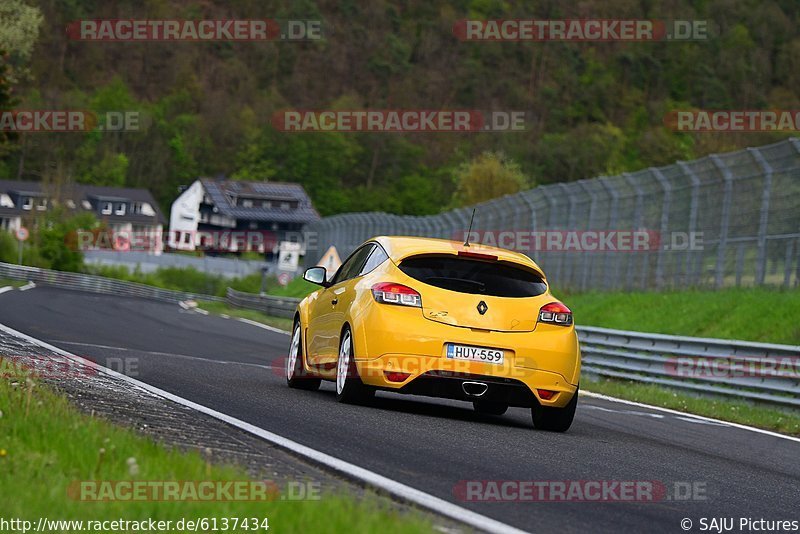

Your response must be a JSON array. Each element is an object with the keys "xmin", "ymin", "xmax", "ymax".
[
  {"xmin": 598, "ymin": 177, "xmax": 619, "ymax": 290},
  {"xmin": 623, "ymin": 173, "xmax": 645, "ymax": 290},
  {"xmin": 541, "ymin": 187, "xmax": 561, "ymax": 284},
  {"xmin": 676, "ymin": 161, "xmax": 702, "ymax": 287},
  {"xmin": 710, "ymin": 155, "xmax": 734, "ymax": 289},
  {"xmin": 578, "ymin": 180, "xmax": 597, "ymax": 291},
  {"xmin": 650, "ymin": 167, "xmax": 672, "ymax": 290},
  {"xmin": 747, "ymin": 147, "xmax": 773, "ymax": 286},
  {"xmin": 558, "ymin": 183, "xmax": 577, "ymax": 289}
]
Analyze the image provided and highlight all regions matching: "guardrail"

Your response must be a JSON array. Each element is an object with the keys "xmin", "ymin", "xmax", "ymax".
[
  {"xmin": 2, "ymin": 259, "xmax": 796, "ymax": 408},
  {"xmin": 0, "ymin": 261, "xmax": 225, "ymax": 304},
  {"xmin": 225, "ymin": 288, "xmax": 299, "ymax": 319},
  {"xmin": 579, "ymin": 326, "xmax": 800, "ymax": 408}
]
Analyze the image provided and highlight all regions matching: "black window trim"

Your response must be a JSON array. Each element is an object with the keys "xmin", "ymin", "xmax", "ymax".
[{"xmin": 330, "ymin": 243, "xmax": 376, "ymax": 286}]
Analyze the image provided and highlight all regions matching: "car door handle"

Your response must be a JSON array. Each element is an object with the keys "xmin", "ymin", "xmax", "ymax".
[{"xmin": 331, "ymin": 298, "xmax": 338, "ymax": 305}]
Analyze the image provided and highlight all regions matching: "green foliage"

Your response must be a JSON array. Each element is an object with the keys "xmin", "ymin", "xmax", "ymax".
[
  {"xmin": 451, "ymin": 152, "xmax": 528, "ymax": 207},
  {"xmin": 38, "ymin": 210, "xmax": 98, "ymax": 272},
  {"xmin": 3, "ymin": 1, "xmax": 800, "ymax": 215},
  {"xmin": 0, "ymin": 231, "xmax": 17, "ymax": 263}
]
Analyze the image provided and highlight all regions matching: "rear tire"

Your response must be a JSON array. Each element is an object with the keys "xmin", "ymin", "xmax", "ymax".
[
  {"xmin": 286, "ymin": 321, "xmax": 321, "ymax": 391},
  {"xmin": 335, "ymin": 327, "xmax": 373, "ymax": 404},
  {"xmin": 531, "ymin": 388, "xmax": 578, "ymax": 432},
  {"xmin": 473, "ymin": 400, "xmax": 508, "ymax": 415}
]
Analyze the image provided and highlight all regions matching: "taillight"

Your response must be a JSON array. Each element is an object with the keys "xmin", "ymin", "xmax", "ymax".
[
  {"xmin": 371, "ymin": 282, "xmax": 422, "ymax": 308},
  {"xmin": 538, "ymin": 302, "xmax": 572, "ymax": 326}
]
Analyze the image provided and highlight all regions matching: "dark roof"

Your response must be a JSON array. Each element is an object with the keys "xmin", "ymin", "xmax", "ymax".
[
  {"xmin": 0, "ymin": 179, "xmax": 165, "ymax": 225},
  {"xmin": 200, "ymin": 178, "xmax": 320, "ymax": 224}
]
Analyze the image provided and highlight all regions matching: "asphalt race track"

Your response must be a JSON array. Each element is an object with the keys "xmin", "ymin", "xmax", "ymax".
[{"xmin": 1, "ymin": 286, "xmax": 797, "ymax": 533}]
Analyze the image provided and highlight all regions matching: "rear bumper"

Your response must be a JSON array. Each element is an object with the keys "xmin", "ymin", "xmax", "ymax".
[
  {"xmin": 358, "ymin": 356, "xmax": 577, "ymax": 407},
  {"xmin": 393, "ymin": 371, "xmax": 541, "ymax": 408}
]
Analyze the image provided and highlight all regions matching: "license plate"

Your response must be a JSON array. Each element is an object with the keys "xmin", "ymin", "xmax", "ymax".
[{"xmin": 446, "ymin": 343, "xmax": 504, "ymax": 364}]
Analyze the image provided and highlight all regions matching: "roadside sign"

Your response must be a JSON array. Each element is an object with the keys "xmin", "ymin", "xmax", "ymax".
[
  {"xmin": 15, "ymin": 227, "xmax": 29, "ymax": 241},
  {"xmin": 277, "ymin": 241, "xmax": 301, "ymax": 272},
  {"xmin": 277, "ymin": 272, "xmax": 291, "ymax": 286},
  {"xmin": 317, "ymin": 245, "xmax": 342, "ymax": 275}
]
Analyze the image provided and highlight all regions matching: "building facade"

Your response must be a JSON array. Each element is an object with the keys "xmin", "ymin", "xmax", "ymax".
[
  {"xmin": 168, "ymin": 178, "xmax": 320, "ymax": 257},
  {"xmin": 0, "ymin": 180, "xmax": 165, "ymax": 253}
]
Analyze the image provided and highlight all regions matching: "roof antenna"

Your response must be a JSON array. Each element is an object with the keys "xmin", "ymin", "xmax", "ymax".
[{"xmin": 463, "ymin": 208, "xmax": 476, "ymax": 247}]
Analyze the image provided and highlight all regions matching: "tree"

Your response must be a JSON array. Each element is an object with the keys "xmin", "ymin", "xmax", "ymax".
[{"xmin": 451, "ymin": 152, "xmax": 529, "ymax": 207}]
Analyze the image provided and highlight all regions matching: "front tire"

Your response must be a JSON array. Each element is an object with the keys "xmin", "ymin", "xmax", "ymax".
[
  {"xmin": 286, "ymin": 321, "xmax": 321, "ymax": 391},
  {"xmin": 335, "ymin": 327, "xmax": 374, "ymax": 404},
  {"xmin": 531, "ymin": 388, "xmax": 578, "ymax": 432}
]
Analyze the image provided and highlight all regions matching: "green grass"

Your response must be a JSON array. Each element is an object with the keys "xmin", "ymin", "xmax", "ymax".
[
  {"xmin": 583, "ymin": 377, "xmax": 800, "ymax": 436},
  {"xmin": 268, "ymin": 276, "xmax": 319, "ymax": 298},
  {"xmin": 0, "ymin": 278, "xmax": 27, "ymax": 288},
  {"xmin": 0, "ymin": 364, "xmax": 431, "ymax": 532},
  {"xmin": 561, "ymin": 287, "xmax": 800, "ymax": 344},
  {"xmin": 198, "ymin": 301, "xmax": 294, "ymax": 332},
  {"xmin": 84, "ymin": 264, "xmax": 317, "ymax": 300}
]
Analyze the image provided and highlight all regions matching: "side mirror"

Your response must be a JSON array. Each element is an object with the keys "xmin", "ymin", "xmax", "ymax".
[{"xmin": 303, "ymin": 266, "xmax": 329, "ymax": 287}]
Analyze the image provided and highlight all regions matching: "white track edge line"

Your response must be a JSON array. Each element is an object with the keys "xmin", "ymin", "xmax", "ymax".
[
  {"xmin": 18, "ymin": 281, "xmax": 35, "ymax": 291},
  {"xmin": 0, "ymin": 286, "xmax": 13, "ymax": 295},
  {"xmin": 580, "ymin": 390, "xmax": 800, "ymax": 443},
  {"xmin": 0, "ymin": 321, "xmax": 527, "ymax": 534},
  {"xmin": 236, "ymin": 317, "xmax": 291, "ymax": 335}
]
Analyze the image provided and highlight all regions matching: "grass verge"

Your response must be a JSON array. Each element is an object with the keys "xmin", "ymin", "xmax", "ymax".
[
  {"xmin": 583, "ymin": 376, "xmax": 800, "ymax": 436},
  {"xmin": 561, "ymin": 287, "xmax": 800, "ymax": 344},
  {"xmin": 197, "ymin": 300, "xmax": 293, "ymax": 332},
  {"xmin": 0, "ymin": 365, "xmax": 431, "ymax": 532}
]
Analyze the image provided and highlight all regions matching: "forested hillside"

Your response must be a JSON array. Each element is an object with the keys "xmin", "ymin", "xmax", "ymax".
[{"xmin": 2, "ymin": 0, "xmax": 799, "ymax": 216}]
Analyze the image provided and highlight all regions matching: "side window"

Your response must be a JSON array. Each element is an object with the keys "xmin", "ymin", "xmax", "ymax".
[
  {"xmin": 359, "ymin": 245, "xmax": 388, "ymax": 275},
  {"xmin": 331, "ymin": 245, "xmax": 375, "ymax": 285}
]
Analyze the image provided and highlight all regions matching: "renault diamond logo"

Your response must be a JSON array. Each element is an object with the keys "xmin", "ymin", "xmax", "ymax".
[{"xmin": 477, "ymin": 301, "xmax": 488, "ymax": 315}]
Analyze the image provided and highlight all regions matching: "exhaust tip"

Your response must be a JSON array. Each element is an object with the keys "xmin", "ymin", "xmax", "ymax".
[{"xmin": 462, "ymin": 381, "xmax": 488, "ymax": 397}]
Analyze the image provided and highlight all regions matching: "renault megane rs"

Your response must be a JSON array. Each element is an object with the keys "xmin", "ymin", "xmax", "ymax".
[{"xmin": 286, "ymin": 236, "xmax": 580, "ymax": 431}]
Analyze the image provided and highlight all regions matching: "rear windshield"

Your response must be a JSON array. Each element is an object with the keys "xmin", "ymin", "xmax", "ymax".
[{"xmin": 398, "ymin": 256, "xmax": 547, "ymax": 297}]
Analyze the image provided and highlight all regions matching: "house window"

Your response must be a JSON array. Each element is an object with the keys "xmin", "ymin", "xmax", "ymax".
[
  {"xmin": 262, "ymin": 200, "xmax": 272, "ymax": 208},
  {"xmin": 280, "ymin": 202, "xmax": 290, "ymax": 210},
  {"xmin": 115, "ymin": 203, "xmax": 126, "ymax": 215},
  {"xmin": 101, "ymin": 202, "xmax": 112, "ymax": 215},
  {"xmin": 82, "ymin": 200, "xmax": 92, "ymax": 210},
  {"xmin": 241, "ymin": 199, "xmax": 253, "ymax": 208},
  {"xmin": 66, "ymin": 200, "xmax": 76, "ymax": 209},
  {"xmin": 183, "ymin": 232, "xmax": 192, "ymax": 245},
  {"xmin": 249, "ymin": 221, "xmax": 258, "ymax": 229},
  {"xmin": 37, "ymin": 198, "xmax": 47, "ymax": 210},
  {"xmin": 22, "ymin": 198, "xmax": 33, "ymax": 210}
]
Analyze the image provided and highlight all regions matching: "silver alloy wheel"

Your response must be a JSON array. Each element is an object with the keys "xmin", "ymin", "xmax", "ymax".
[
  {"xmin": 287, "ymin": 325, "xmax": 301, "ymax": 380},
  {"xmin": 336, "ymin": 330, "xmax": 351, "ymax": 395}
]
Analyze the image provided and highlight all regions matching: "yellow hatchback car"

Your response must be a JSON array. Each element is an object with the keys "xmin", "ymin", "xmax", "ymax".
[{"xmin": 287, "ymin": 236, "xmax": 581, "ymax": 431}]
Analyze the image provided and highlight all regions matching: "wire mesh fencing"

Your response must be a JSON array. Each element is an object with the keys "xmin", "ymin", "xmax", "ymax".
[{"xmin": 304, "ymin": 137, "xmax": 800, "ymax": 292}]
